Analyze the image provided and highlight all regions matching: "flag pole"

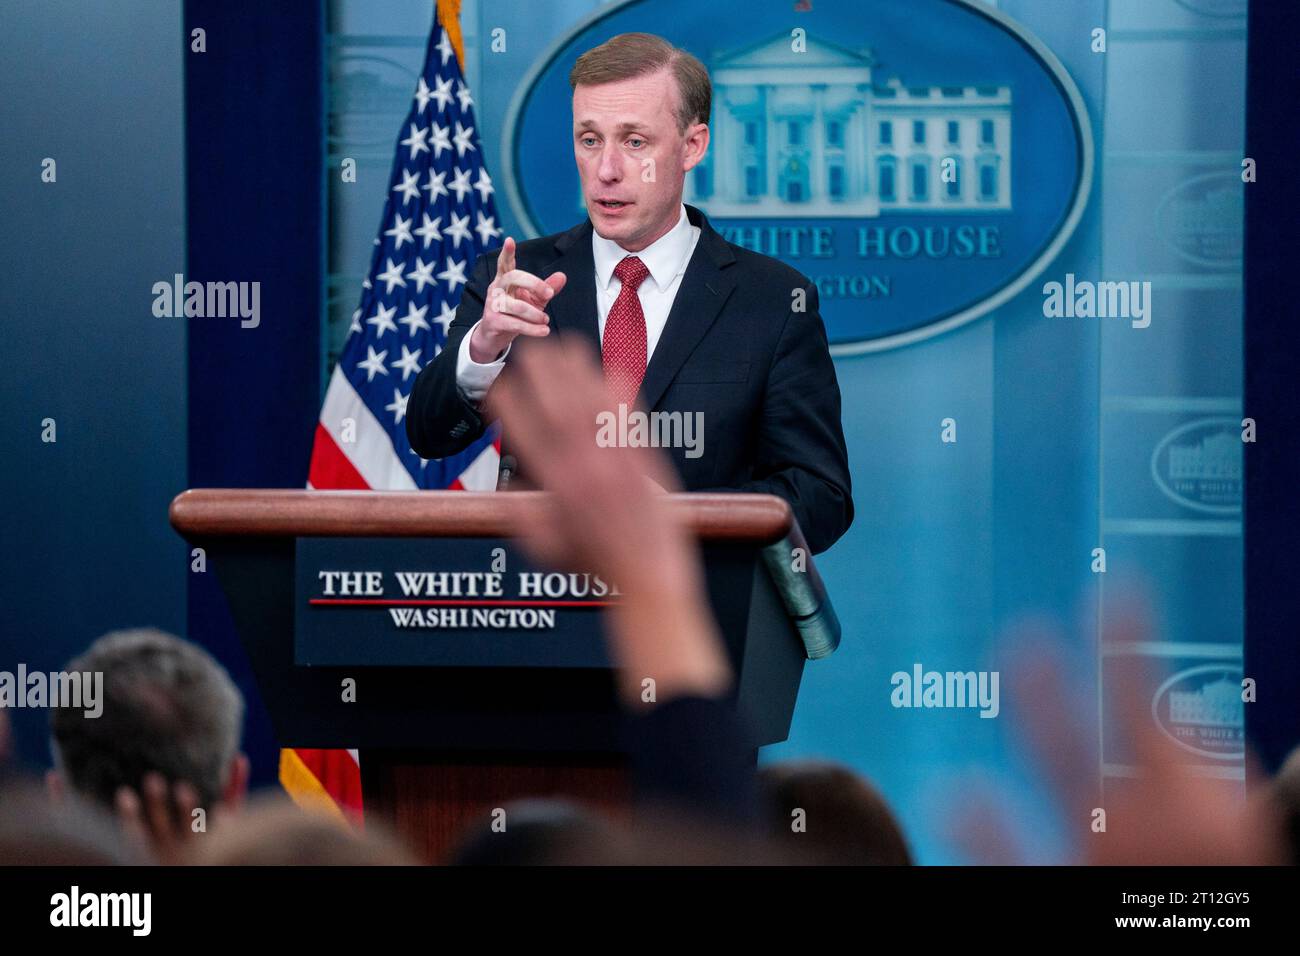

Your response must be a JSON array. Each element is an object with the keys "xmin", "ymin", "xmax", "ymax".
[{"xmin": 436, "ymin": 0, "xmax": 465, "ymax": 71}]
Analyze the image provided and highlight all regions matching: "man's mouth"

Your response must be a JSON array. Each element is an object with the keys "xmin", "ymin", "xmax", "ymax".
[{"xmin": 596, "ymin": 199, "xmax": 631, "ymax": 209}]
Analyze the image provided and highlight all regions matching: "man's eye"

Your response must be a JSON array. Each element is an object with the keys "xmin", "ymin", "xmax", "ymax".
[
  {"xmin": 580, "ymin": 136, "xmax": 597, "ymax": 146},
  {"xmin": 627, "ymin": 138, "xmax": 645, "ymax": 148}
]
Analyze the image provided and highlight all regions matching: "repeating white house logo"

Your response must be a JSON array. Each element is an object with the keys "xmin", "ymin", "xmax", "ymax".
[
  {"xmin": 1155, "ymin": 171, "xmax": 1243, "ymax": 269},
  {"xmin": 503, "ymin": 0, "xmax": 1092, "ymax": 353},
  {"xmin": 1151, "ymin": 664, "xmax": 1245, "ymax": 761},
  {"xmin": 1150, "ymin": 417, "xmax": 1243, "ymax": 515},
  {"xmin": 332, "ymin": 54, "xmax": 427, "ymax": 152}
]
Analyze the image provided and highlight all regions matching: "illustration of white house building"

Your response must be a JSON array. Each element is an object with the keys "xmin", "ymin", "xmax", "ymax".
[
  {"xmin": 1169, "ymin": 430, "xmax": 1243, "ymax": 483},
  {"xmin": 1170, "ymin": 677, "xmax": 1242, "ymax": 729},
  {"xmin": 679, "ymin": 32, "xmax": 1013, "ymax": 218}
]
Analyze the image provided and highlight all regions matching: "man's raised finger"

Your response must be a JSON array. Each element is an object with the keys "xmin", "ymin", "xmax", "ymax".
[{"xmin": 494, "ymin": 236, "xmax": 516, "ymax": 281}]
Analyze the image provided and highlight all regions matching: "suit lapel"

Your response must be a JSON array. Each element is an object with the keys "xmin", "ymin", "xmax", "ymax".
[
  {"xmin": 543, "ymin": 218, "xmax": 599, "ymax": 353},
  {"xmin": 638, "ymin": 205, "xmax": 737, "ymax": 412}
]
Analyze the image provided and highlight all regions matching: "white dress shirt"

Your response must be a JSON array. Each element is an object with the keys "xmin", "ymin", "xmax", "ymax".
[{"xmin": 456, "ymin": 204, "xmax": 701, "ymax": 402}]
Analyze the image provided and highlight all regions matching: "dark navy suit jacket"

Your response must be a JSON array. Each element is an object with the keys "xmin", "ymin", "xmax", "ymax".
[{"xmin": 406, "ymin": 204, "xmax": 853, "ymax": 554}]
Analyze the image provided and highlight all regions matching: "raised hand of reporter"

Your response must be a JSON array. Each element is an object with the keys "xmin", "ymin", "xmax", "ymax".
[{"xmin": 491, "ymin": 340, "xmax": 731, "ymax": 707}]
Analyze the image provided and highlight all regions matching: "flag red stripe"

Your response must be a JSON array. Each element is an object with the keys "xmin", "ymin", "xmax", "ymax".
[
  {"xmin": 292, "ymin": 748, "xmax": 364, "ymax": 823},
  {"xmin": 296, "ymin": 424, "xmax": 369, "ymax": 822},
  {"xmin": 308, "ymin": 422, "xmax": 370, "ymax": 490}
]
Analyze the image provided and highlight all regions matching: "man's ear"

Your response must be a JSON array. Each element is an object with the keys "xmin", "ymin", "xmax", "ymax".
[
  {"xmin": 682, "ymin": 123, "xmax": 710, "ymax": 171},
  {"xmin": 221, "ymin": 753, "xmax": 251, "ymax": 812},
  {"xmin": 45, "ymin": 768, "xmax": 66, "ymax": 804}
]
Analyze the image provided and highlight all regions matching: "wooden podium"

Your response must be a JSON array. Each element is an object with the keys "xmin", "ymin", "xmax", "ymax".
[{"xmin": 169, "ymin": 489, "xmax": 839, "ymax": 861}]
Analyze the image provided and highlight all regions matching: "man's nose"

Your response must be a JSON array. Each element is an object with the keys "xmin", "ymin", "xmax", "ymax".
[{"xmin": 597, "ymin": 144, "xmax": 622, "ymax": 183}]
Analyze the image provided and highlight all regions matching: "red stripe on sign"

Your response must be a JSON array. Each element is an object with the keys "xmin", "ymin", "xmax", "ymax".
[{"xmin": 308, "ymin": 422, "xmax": 370, "ymax": 490}]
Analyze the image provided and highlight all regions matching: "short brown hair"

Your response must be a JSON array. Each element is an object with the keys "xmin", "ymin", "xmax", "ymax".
[
  {"xmin": 569, "ymin": 32, "xmax": 711, "ymax": 133},
  {"xmin": 51, "ymin": 628, "xmax": 244, "ymax": 812},
  {"xmin": 759, "ymin": 760, "xmax": 913, "ymax": 866}
]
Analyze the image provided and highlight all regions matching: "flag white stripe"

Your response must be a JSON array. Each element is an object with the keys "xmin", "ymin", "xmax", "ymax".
[
  {"xmin": 319, "ymin": 366, "xmax": 418, "ymax": 490},
  {"xmin": 457, "ymin": 441, "xmax": 501, "ymax": 491}
]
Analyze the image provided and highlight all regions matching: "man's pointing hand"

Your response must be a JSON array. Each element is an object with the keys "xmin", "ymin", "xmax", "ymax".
[{"xmin": 468, "ymin": 236, "xmax": 568, "ymax": 363}]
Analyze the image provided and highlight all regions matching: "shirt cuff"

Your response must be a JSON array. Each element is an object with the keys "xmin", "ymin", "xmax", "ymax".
[{"xmin": 455, "ymin": 320, "xmax": 511, "ymax": 403}]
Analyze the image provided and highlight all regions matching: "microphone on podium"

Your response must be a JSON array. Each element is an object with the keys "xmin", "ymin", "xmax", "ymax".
[{"xmin": 497, "ymin": 454, "xmax": 518, "ymax": 491}]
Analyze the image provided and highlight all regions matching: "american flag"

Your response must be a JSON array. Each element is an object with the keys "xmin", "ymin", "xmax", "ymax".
[{"xmin": 284, "ymin": 8, "xmax": 502, "ymax": 824}]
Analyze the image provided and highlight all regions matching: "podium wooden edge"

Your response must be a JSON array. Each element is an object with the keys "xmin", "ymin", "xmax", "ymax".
[{"xmin": 170, "ymin": 488, "xmax": 791, "ymax": 543}]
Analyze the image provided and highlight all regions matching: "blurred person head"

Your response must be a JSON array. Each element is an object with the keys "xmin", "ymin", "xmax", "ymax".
[
  {"xmin": 450, "ymin": 799, "xmax": 634, "ymax": 865},
  {"xmin": 569, "ymin": 33, "xmax": 710, "ymax": 251},
  {"xmin": 0, "ymin": 777, "xmax": 140, "ymax": 865},
  {"xmin": 758, "ymin": 760, "xmax": 913, "ymax": 865},
  {"xmin": 189, "ymin": 796, "xmax": 418, "ymax": 865},
  {"xmin": 626, "ymin": 810, "xmax": 807, "ymax": 865},
  {"xmin": 449, "ymin": 797, "xmax": 810, "ymax": 867},
  {"xmin": 1271, "ymin": 745, "xmax": 1300, "ymax": 866},
  {"xmin": 47, "ymin": 628, "xmax": 249, "ymax": 816}
]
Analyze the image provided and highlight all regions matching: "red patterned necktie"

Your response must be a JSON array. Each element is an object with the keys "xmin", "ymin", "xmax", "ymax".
[{"xmin": 602, "ymin": 255, "xmax": 651, "ymax": 408}]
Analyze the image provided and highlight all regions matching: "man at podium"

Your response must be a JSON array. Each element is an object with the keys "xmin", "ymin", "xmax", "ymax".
[{"xmin": 407, "ymin": 32, "xmax": 853, "ymax": 554}]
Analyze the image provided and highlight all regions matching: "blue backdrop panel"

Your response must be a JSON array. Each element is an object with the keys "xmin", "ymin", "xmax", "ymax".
[
  {"xmin": 0, "ymin": 0, "xmax": 186, "ymax": 771},
  {"xmin": 183, "ymin": 0, "xmax": 326, "ymax": 788}
]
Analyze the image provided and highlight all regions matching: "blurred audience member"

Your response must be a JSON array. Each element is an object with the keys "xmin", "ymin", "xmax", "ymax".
[
  {"xmin": 189, "ymin": 795, "xmax": 418, "ymax": 866},
  {"xmin": 47, "ymin": 628, "xmax": 249, "ymax": 863},
  {"xmin": 952, "ymin": 604, "xmax": 1288, "ymax": 866},
  {"xmin": 450, "ymin": 797, "xmax": 813, "ymax": 866},
  {"xmin": 759, "ymin": 760, "xmax": 912, "ymax": 865},
  {"xmin": 450, "ymin": 798, "xmax": 634, "ymax": 865},
  {"xmin": 1270, "ymin": 745, "xmax": 1300, "ymax": 866},
  {"xmin": 0, "ymin": 778, "xmax": 141, "ymax": 865}
]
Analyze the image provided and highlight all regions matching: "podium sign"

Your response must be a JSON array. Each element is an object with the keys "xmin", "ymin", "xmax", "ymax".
[
  {"xmin": 295, "ymin": 537, "xmax": 616, "ymax": 668},
  {"xmin": 170, "ymin": 489, "xmax": 836, "ymax": 752}
]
